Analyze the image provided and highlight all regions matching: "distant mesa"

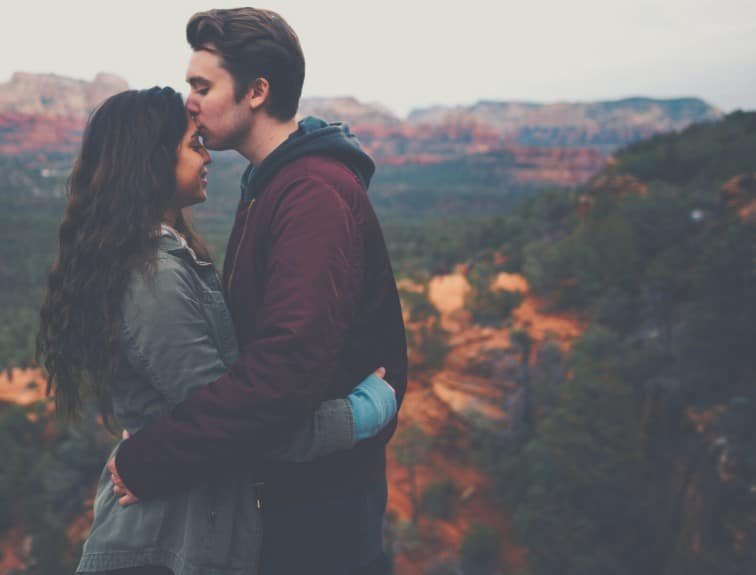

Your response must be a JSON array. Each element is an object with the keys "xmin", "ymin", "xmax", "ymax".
[
  {"xmin": 0, "ymin": 72, "xmax": 725, "ymax": 189},
  {"xmin": 298, "ymin": 96, "xmax": 401, "ymax": 127},
  {"xmin": 0, "ymin": 72, "xmax": 128, "ymax": 158},
  {"xmin": 407, "ymin": 97, "xmax": 723, "ymax": 152},
  {"xmin": 303, "ymin": 94, "xmax": 723, "ymax": 186},
  {"xmin": 0, "ymin": 72, "xmax": 129, "ymax": 117}
]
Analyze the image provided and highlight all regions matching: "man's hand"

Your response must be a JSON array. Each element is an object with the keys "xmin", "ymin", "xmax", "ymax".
[{"xmin": 107, "ymin": 430, "xmax": 140, "ymax": 507}]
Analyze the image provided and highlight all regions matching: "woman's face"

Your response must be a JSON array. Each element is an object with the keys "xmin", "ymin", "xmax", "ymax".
[{"xmin": 173, "ymin": 117, "xmax": 212, "ymax": 209}]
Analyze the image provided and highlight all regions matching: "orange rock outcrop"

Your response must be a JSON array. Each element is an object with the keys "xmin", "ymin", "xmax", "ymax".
[
  {"xmin": 0, "ymin": 368, "xmax": 47, "ymax": 406},
  {"xmin": 388, "ymin": 270, "xmax": 587, "ymax": 572},
  {"xmin": 721, "ymin": 173, "xmax": 756, "ymax": 222}
]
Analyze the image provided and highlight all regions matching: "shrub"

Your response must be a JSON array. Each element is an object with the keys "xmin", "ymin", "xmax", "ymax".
[
  {"xmin": 422, "ymin": 480, "xmax": 456, "ymax": 519},
  {"xmin": 467, "ymin": 288, "xmax": 524, "ymax": 326},
  {"xmin": 460, "ymin": 523, "xmax": 500, "ymax": 575}
]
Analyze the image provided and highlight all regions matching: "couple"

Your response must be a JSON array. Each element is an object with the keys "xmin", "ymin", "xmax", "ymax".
[{"xmin": 37, "ymin": 7, "xmax": 408, "ymax": 575}]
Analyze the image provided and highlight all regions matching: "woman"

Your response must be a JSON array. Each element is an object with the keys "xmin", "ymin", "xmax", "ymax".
[{"xmin": 36, "ymin": 87, "xmax": 396, "ymax": 575}]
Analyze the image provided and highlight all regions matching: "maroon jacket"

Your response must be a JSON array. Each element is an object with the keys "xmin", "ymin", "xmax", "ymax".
[{"xmin": 116, "ymin": 119, "xmax": 408, "ymax": 504}]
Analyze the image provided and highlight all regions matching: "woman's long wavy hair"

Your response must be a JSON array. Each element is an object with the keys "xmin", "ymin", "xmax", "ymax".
[{"xmin": 36, "ymin": 87, "xmax": 212, "ymax": 430}]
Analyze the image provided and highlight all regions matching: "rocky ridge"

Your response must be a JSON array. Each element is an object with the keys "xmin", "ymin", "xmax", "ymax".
[
  {"xmin": 0, "ymin": 72, "xmax": 128, "ymax": 117},
  {"xmin": 0, "ymin": 73, "xmax": 722, "ymax": 189}
]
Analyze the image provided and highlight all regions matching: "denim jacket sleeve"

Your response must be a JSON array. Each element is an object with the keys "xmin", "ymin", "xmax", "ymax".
[{"xmin": 120, "ymin": 256, "xmax": 355, "ymax": 466}]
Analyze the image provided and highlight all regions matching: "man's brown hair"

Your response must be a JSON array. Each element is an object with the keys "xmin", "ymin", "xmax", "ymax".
[{"xmin": 186, "ymin": 8, "xmax": 305, "ymax": 120}]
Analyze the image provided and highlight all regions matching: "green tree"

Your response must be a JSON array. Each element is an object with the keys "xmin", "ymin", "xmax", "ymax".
[
  {"xmin": 392, "ymin": 423, "xmax": 433, "ymax": 525},
  {"xmin": 513, "ymin": 329, "xmax": 653, "ymax": 575},
  {"xmin": 460, "ymin": 523, "xmax": 500, "ymax": 575},
  {"xmin": 422, "ymin": 480, "xmax": 456, "ymax": 520}
]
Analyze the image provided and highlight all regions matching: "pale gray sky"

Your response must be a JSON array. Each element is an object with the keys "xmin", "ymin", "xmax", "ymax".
[{"xmin": 4, "ymin": 0, "xmax": 755, "ymax": 116}]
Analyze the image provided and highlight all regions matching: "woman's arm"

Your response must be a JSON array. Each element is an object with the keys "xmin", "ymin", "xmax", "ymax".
[{"xmin": 120, "ymin": 258, "xmax": 384, "ymax": 464}]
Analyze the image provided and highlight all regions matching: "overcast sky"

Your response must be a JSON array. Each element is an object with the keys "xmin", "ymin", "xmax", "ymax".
[{"xmin": 3, "ymin": 0, "xmax": 755, "ymax": 116}]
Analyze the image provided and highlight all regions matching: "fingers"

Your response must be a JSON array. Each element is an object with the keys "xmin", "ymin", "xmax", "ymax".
[
  {"xmin": 108, "ymin": 459, "xmax": 126, "ymax": 492},
  {"xmin": 112, "ymin": 474, "xmax": 139, "ymax": 506},
  {"xmin": 113, "ymin": 482, "xmax": 138, "ymax": 502},
  {"xmin": 107, "ymin": 457, "xmax": 120, "ymax": 483},
  {"xmin": 107, "ymin": 455, "xmax": 140, "ymax": 506},
  {"xmin": 122, "ymin": 429, "xmax": 131, "ymax": 440},
  {"xmin": 118, "ymin": 492, "xmax": 139, "ymax": 507}
]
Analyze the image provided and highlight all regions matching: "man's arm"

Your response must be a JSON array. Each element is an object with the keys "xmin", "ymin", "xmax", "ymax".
[{"xmin": 115, "ymin": 176, "xmax": 364, "ymax": 499}]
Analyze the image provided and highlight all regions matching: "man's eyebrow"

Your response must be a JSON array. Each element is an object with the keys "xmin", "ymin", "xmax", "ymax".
[{"xmin": 187, "ymin": 76, "xmax": 210, "ymax": 87}]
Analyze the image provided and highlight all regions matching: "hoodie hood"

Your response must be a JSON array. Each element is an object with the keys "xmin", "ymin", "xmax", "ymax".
[{"xmin": 240, "ymin": 116, "xmax": 375, "ymax": 204}]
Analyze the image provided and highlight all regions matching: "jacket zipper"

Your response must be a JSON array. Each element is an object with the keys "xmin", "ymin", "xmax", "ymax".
[
  {"xmin": 255, "ymin": 481, "xmax": 265, "ymax": 575},
  {"xmin": 254, "ymin": 481, "xmax": 264, "ymax": 510},
  {"xmin": 227, "ymin": 198, "xmax": 257, "ymax": 307}
]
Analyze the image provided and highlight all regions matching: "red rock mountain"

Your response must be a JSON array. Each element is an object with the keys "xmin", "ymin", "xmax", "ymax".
[
  {"xmin": 0, "ymin": 72, "xmax": 128, "ymax": 158},
  {"xmin": 408, "ymin": 98, "xmax": 723, "ymax": 151},
  {"xmin": 298, "ymin": 96, "xmax": 401, "ymax": 127},
  {"xmin": 0, "ymin": 73, "xmax": 722, "ymax": 188},
  {"xmin": 298, "ymin": 96, "xmax": 721, "ymax": 187},
  {"xmin": 0, "ymin": 72, "xmax": 128, "ymax": 117}
]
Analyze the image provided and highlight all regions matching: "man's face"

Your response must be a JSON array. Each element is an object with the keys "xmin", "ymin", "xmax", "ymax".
[{"xmin": 185, "ymin": 49, "xmax": 250, "ymax": 151}]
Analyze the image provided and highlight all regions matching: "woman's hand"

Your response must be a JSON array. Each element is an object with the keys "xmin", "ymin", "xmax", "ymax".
[{"xmin": 108, "ymin": 430, "xmax": 140, "ymax": 507}]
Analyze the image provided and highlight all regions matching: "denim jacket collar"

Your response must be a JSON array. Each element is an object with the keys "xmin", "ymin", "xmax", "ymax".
[{"xmin": 157, "ymin": 223, "xmax": 212, "ymax": 267}]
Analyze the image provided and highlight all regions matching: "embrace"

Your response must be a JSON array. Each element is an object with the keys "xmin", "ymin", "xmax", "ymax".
[{"xmin": 36, "ymin": 7, "xmax": 408, "ymax": 575}]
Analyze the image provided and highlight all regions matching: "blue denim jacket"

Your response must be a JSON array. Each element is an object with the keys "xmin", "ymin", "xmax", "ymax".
[{"xmin": 75, "ymin": 229, "xmax": 356, "ymax": 575}]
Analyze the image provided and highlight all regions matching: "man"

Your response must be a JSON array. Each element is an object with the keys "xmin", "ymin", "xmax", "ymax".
[{"xmin": 109, "ymin": 7, "xmax": 408, "ymax": 575}]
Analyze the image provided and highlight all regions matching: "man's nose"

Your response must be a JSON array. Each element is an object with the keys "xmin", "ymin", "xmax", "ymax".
[{"xmin": 185, "ymin": 96, "xmax": 200, "ymax": 116}]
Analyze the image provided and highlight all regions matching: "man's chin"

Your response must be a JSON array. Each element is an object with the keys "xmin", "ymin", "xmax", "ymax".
[{"xmin": 203, "ymin": 136, "xmax": 232, "ymax": 152}]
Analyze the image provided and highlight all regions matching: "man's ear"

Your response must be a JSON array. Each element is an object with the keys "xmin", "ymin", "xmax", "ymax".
[{"xmin": 248, "ymin": 77, "xmax": 269, "ymax": 111}]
